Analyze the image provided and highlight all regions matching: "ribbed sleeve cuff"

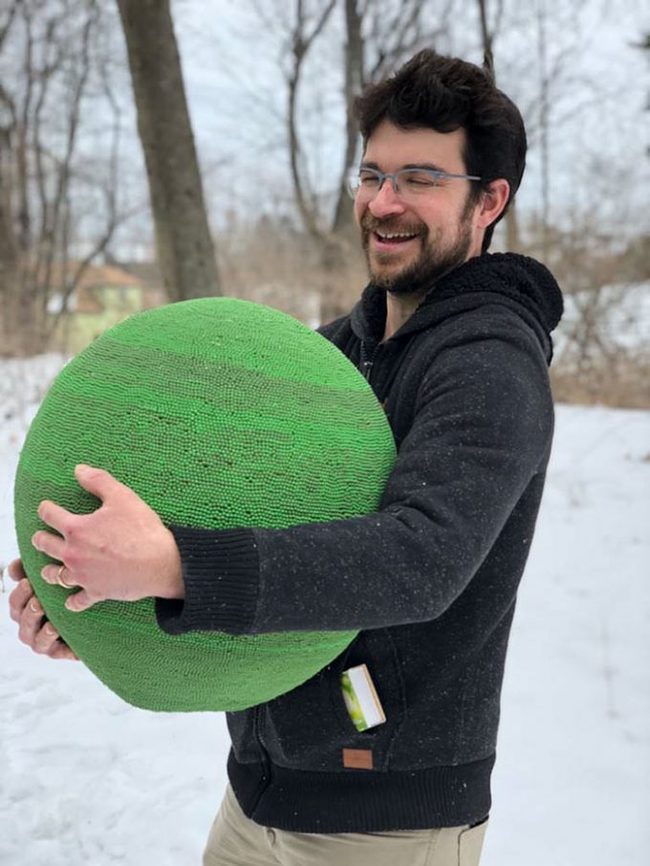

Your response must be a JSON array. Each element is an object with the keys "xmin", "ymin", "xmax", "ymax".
[{"xmin": 155, "ymin": 526, "xmax": 260, "ymax": 636}]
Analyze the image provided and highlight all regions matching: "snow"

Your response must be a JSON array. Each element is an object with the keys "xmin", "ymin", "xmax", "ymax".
[{"xmin": 1, "ymin": 356, "xmax": 649, "ymax": 866}]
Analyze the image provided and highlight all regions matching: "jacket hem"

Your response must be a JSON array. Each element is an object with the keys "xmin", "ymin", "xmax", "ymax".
[{"xmin": 226, "ymin": 749, "xmax": 494, "ymax": 833}]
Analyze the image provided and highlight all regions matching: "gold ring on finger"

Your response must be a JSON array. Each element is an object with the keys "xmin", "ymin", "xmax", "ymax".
[{"xmin": 56, "ymin": 564, "xmax": 75, "ymax": 589}]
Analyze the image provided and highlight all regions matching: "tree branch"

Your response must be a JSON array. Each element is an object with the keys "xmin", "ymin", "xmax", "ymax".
[
  {"xmin": 0, "ymin": 0, "xmax": 19, "ymax": 53},
  {"xmin": 40, "ymin": 0, "xmax": 97, "ymax": 315},
  {"xmin": 286, "ymin": 0, "xmax": 336, "ymax": 241}
]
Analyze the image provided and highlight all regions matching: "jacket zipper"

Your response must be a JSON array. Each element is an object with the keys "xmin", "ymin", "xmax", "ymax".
[{"xmin": 360, "ymin": 340, "xmax": 379, "ymax": 384}]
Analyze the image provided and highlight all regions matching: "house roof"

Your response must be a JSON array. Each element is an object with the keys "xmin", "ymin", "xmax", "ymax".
[
  {"xmin": 74, "ymin": 264, "xmax": 146, "ymax": 290},
  {"xmin": 42, "ymin": 262, "xmax": 146, "ymax": 292},
  {"xmin": 46, "ymin": 263, "xmax": 149, "ymax": 315}
]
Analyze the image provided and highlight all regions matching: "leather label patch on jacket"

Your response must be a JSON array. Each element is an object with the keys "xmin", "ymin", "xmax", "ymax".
[{"xmin": 342, "ymin": 748, "xmax": 374, "ymax": 770}]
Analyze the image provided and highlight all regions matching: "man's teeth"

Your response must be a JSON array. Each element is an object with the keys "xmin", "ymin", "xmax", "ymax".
[{"xmin": 376, "ymin": 231, "xmax": 416, "ymax": 240}]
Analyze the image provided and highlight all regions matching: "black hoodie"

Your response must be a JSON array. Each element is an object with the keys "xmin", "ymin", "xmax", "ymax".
[{"xmin": 157, "ymin": 252, "xmax": 563, "ymax": 833}]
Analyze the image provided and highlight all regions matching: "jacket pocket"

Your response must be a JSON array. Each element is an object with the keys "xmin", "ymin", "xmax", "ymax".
[
  {"xmin": 331, "ymin": 629, "xmax": 406, "ymax": 740},
  {"xmin": 259, "ymin": 649, "xmax": 353, "ymax": 770},
  {"xmin": 259, "ymin": 629, "xmax": 406, "ymax": 772}
]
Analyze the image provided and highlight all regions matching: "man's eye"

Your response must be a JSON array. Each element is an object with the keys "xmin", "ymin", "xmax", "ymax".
[
  {"xmin": 401, "ymin": 172, "xmax": 439, "ymax": 188},
  {"xmin": 359, "ymin": 173, "xmax": 381, "ymax": 187}
]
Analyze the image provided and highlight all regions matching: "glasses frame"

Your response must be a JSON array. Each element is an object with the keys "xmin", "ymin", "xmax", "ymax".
[{"xmin": 347, "ymin": 166, "xmax": 483, "ymax": 200}]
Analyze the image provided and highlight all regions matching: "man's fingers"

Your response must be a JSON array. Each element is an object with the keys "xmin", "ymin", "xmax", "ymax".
[
  {"xmin": 75, "ymin": 464, "xmax": 124, "ymax": 501},
  {"xmin": 40, "ymin": 563, "xmax": 78, "ymax": 588},
  {"xmin": 17, "ymin": 595, "xmax": 46, "ymax": 645},
  {"xmin": 65, "ymin": 589, "xmax": 95, "ymax": 613},
  {"xmin": 7, "ymin": 559, "xmax": 26, "ymax": 582},
  {"xmin": 32, "ymin": 621, "xmax": 63, "ymax": 655},
  {"xmin": 36, "ymin": 500, "xmax": 74, "ymax": 536},
  {"xmin": 48, "ymin": 642, "xmax": 79, "ymax": 661},
  {"xmin": 31, "ymin": 530, "xmax": 66, "ymax": 562},
  {"xmin": 7, "ymin": 559, "xmax": 80, "ymax": 661},
  {"xmin": 8, "ymin": 578, "xmax": 35, "ymax": 622}
]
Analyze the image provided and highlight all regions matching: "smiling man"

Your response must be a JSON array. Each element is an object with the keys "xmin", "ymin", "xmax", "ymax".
[
  {"xmin": 9, "ymin": 51, "xmax": 563, "ymax": 866},
  {"xmin": 358, "ymin": 125, "xmax": 484, "ymax": 283},
  {"xmin": 353, "ymin": 117, "xmax": 507, "ymax": 338}
]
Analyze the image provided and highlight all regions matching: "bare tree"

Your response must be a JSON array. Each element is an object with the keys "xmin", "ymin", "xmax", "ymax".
[
  {"xmin": 0, "ymin": 0, "xmax": 123, "ymax": 355},
  {"xmin": 330, "ymin": 0, "xmax": 363, "ymax": 235},
  {"xmin": 474, "ymin": 0, "xmax": 524, "ymax": 251},
  {"xmin": 535, "ymin": 0, "xmax": 551, "ymax": 258},
  {"xmin": 285, "ymin": 0, "xmax": 337, "ymax": 243},
  {"xmin": 116, "ymin": 0, "xmax": 220, "ymax": 302},
  {"xmin": 492, "ymin": 0, "xmax": 594, "ymax": 257}
]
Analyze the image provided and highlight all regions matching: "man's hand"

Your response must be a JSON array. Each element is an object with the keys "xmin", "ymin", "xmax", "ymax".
[
  {"xmin": 31, "ymin": 464, "xmax": 184, "ymax": 613},
  {"xmin": 7, "ymin": 559, "xmax": 78, "ymax": 660}
]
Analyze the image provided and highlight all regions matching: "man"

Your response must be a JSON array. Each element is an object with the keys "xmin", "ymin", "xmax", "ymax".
[{"xmin": 9, "ymin": 50, "xmax": 562, "ymax": 865}]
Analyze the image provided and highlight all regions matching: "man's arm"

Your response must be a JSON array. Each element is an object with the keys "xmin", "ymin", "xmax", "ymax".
[
  {"xmin": 157, "ymin": 322, "xmax": 553, "ymax": 635},
  {"xmin": 26, "ymin": 318, "xmax": 551, "ymax": 634}
]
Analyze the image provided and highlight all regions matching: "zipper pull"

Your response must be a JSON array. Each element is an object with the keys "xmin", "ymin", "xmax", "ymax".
[{"xmin": 360, "ymin": 340, "xmax": 378, "ymax": 382}]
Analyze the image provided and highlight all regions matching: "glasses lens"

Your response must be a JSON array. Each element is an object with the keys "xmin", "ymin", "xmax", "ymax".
[
  {"xmin": 346, "ymin": 173, "xmax": 361, "ymax": 199},
  {"xmin": 347, "ymin": 170, "xmax": 383, "ymax": 199},
  {"xmin": 397, "ymin": 169, "xmax": 444, "ymax": 194}
]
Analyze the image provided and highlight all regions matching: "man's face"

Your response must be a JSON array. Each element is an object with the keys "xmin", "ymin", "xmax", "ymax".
[{"xmin": 354, "ymin": 120, "xmax": 484, "ymax": 295}]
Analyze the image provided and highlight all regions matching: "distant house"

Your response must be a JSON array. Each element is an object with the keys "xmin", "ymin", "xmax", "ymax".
[{"xmin": 50, "ymin": 263, "xmax": 165, "ymax": 354}]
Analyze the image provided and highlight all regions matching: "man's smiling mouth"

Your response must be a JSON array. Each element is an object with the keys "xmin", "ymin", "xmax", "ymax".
[{"xmin": 375, "ymin": 231, "xmax": 418, "ymax": 241}]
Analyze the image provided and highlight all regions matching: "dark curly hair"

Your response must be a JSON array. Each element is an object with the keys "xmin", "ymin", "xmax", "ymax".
[{"xmin": 355, "ymin": 50, "xmax": 526, "ymax": 252}]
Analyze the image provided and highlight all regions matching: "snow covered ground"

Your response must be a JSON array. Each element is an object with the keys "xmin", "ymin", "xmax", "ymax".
[{"xmin": 1, "ymin": 356, "xmax": 648, "ymax": 866}]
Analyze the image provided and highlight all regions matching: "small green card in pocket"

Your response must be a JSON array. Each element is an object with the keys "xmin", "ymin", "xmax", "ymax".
[{"xmin": 341, "ymin": 664, "xmax": 386, "ymax": 732}]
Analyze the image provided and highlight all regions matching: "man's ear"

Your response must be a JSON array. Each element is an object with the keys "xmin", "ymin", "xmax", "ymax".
[{"xmin": 475, "ymin": 179, "xmax": 510, "ymax": 230}]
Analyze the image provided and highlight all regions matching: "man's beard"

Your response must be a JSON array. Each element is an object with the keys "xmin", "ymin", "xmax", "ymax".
[{"xmin": 361, "ymin": 208, "xmax": 474, "ymax": 297}]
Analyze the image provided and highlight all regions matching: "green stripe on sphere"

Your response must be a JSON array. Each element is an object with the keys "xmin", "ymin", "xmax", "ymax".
[{"xmin": 14, "ymin": 298, "xmax": 395, "ymax": 711}]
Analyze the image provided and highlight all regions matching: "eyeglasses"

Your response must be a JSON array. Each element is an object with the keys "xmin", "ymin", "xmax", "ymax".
[{"xmin": 347, "ymin": 167, "xmax": 482, "ymax": 202}]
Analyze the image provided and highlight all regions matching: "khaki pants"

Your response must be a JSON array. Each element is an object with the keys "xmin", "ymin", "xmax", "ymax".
[{"xmin": 203, "ymin": 785, "xmax": 488, "ymax": 866}]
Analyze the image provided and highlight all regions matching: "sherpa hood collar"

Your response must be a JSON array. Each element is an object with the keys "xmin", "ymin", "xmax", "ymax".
[{"xmin": 350, "ymin": 252, "xmax": 563, "ymax": 362}]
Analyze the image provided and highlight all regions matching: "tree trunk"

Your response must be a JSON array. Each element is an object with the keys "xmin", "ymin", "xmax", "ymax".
[
  {"xmin": 331, "ymin": 0, "xmax": 364, "ymax": 234},
  {"xmin": 116, "ymin": 0, "xmax": 220, "ymax": 301},
  {"xmin": 0, "ymin": 166, "xmax": 21, "ymax": 353},
  {"xmin": 475, "ymin": 0, "xmax": 521, "ymax": 251},
  {"xmin": 536, "ymin": 0, "xmax": 550, "ymax": 260}
]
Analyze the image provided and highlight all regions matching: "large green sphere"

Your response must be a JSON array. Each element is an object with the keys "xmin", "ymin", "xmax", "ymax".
[{"xmin": 14, "ymin": 298, "xmax": 395, "ymax": 712}]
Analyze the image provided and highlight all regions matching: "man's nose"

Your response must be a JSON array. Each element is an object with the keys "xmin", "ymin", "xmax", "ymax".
[{"xmin": 367, "ymin": 179, "xmax": 407, "ymax": 218}]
